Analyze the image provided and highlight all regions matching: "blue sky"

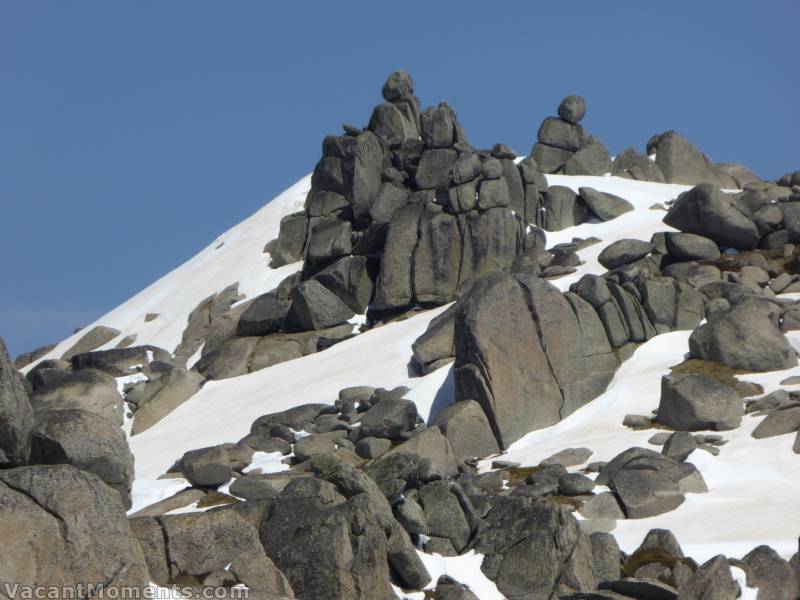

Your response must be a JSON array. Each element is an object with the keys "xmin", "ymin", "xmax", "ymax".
[{"xmin": 1, "ymin": 1, "xmax": 798, "ymax": 357}]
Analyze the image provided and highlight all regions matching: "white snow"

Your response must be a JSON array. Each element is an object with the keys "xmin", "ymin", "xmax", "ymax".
[
  {"xmin": 482, "ymin": 328, "xmax": 800, "ymax": 562},
  {"xmin": 35, "ymin": 170, "xmax": 800, "ymax": 596},
  {"xmin": 23, "ymin": 175, "xmax": 310, "ymax": 372},
  {"xmin": 242, "ymin": 451, "xmax": 289, "ymax": 475},
  {"xmin": 128, "ymin": 304, "xmax": 449, "ymax": 513},
  {"xmin": 392, "ymin": 551, "xmax": 503, "ymax": 600}
]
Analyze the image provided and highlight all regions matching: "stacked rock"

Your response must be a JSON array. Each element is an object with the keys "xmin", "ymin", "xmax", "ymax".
[
  {"xmin": 531, "ymin": 95, "xmax": 612, "ymax": 176},
  {"xmin": 265, "ymin": 70, "xmax": 551, "ymax": 324}
]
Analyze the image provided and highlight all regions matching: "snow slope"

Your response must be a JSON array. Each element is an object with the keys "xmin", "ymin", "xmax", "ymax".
[
  {"xmin": 23, "ymin": 175, "xmax": 310, "ymax": 370},
  {"xmin": 30, "ymin": 171, "xmax": 797, "ymax": 595}
]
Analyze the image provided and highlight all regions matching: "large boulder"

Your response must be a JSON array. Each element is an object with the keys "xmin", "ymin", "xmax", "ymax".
[
  {"xmin": 562, "ymin": 137, "xmax": 613, "ymax": 176},
  {"xmin": 453, "ymin": 273, "xmax": 618, "ymax": 448},
  {"xmin": 411, "ymin": 304, "xmax": 456, "ymax": 374},
  {"xmin": 558, "ymin": 95, "xmax": 587, "ymax": 124},
  {"xmin": 260, "ymin": 481, "xmax": 396, "ymax": 600},
  {"xmin": 305, "ymin": 218, "xmax": 353, "ymax": 264},
  {"xmin": 366, "ymin": 427, "xmax": 459, "ymax": 497},
  {"xmin": 131, "ymin": 368, "xmax": 204, "ymax": 434},
  {"xmin": 70, "ymin": 345, "xmax": 171, "ymax": 377},
  {"xmin": 679, "ymin": 555, "xmax": 740, "ymax": 599},
  {"xmin": 664, "ymin": 232, "xmax": 721, "ymax": 261},
  {"xmin": 313, "ymin": 255, "xmax": 376, "ymax": 314},
  {"xmin": 597, "ymin": 239, "xmax": 654, "ymax": 270},
  {"xmin": 596, "ymin": 447, "xmax": 707, "ymax": 519},
  {"xmin": 358, "ymin": 398, "xmax": 418, "ymax": 441},
  {"xmin": 61, "ymin": 325, "xmax": 121, "ymax": 361},
  {"xmin": 542, "ymin": 186, "xmax": 588, "ymax": 231},
  {"xmin": 738, "ymin": 545, "xmax": 799, "ymax": 600},
  {"xmin": 579, "ymin": 187, "xmax": 634, "ymax": 221},
  {"xmin": 269, "ymin": 212, "xmax": 309, "ymax": 267},
  {"xmin": 0, "ymin": 465, "xmax": 150, "ymax": 591},
  {"xmin": 663, "ymin": 184, "xmax": 759, "ymax": 250},
  {"xmin": 434, "ymin": 399, "xmax": 500, "ymax": 460},
  {"xmin": 472, "ymin": 496, "xmax": 613, "ymax": 598},
  {"xmin": 31, "ymin": 409, "xmax": 135, "ymax": 508},
  {"xmin": 689, "ymin": 297, "xmax": 797, "ymax": 372},
  {"xmin": 612, "ymin": 147, "xmax": 665, "ymax": 182},
  {"xmin": 656, "ymin": 373, "xmax": 743, "ymax": 431},
  {"xmin": 289, "ymin": 279, "xmax": 355, "ymax": 331},
  {"xmin": 31, "ymin": 368, "xmax": 124, "ymax": 426},
  {"xmin": 237, "ymin": 292, "xmax": 290, "ymax": 337},
  {"xmin": 651, "ymin": 131, "xmax": 738, "ymax": 189},
  {"xmin": 132, "ymin": 508, "xmax": 294, "ymax": 596},
  {"xmin": 0, "ymin": 338, "xmax": 34, "ymax": 466}
]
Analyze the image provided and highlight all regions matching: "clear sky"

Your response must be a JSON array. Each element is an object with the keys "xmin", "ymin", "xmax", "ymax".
[{"xmin": 1, "ymin": 1, "xmax": 798, "ymax": 358}]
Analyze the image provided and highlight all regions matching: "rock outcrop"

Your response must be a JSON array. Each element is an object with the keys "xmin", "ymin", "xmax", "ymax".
[
  {"xmin": 0, "ymin": 465, "xmax": 150, "ymax": 592},
  {"xmin": 0, "ymin": 338, "xmax": 35, "ymax": 466}
]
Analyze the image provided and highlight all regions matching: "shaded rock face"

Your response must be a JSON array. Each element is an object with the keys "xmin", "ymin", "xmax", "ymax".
[
  {"xmin": 174, "ymin": 283, "xmax": 243, "ymax": 366},
  {"xmin": 0, "ymin": 338, "xmax": 35, "ymax": 466},
  {"xmin": 0, "ymin": 465, "xmax": 150, "ymax": 591}
]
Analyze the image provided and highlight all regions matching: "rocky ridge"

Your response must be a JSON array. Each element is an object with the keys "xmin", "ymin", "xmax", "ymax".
[{"xmin": 4, "ymin": 70, "xmax": 800, "ymax": 598}]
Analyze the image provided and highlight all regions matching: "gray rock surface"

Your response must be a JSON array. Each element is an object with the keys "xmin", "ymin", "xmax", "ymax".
[
  {"xmin": 679, "ymin": 555, "xmax": 740, "ymax": 599},
  {"xmin": 598, "ymin": 239, "xmax": 654, "ymax": 270},
  {"xmin": 657, "ymin": 373, "xmax": 743, "ymax": 431},
  {"xmin": 289, "ymin": 279, "xmax": 355, "ymax": 331},
  {"xmin": 651, "ymin": 131, "xmax": 738, "ymax": 189},
  {"xmin": 664, "ymin": 232, "xmax": 721, "ymax": 261},
  {"xmin": 133, "ymin": 508, "xmax": 294, "ymax": 596},
  {"xmin": 0, "ymin": 465, "xmax": 150, "ymax": 591},
  {"xmin": 689, "ymin": 297, "xmax": 797, "ymax": 372},
  {"xmin": 0, "ymin": 338, "xmax": 34, "ymax": 466},
  {"xmin": 434, "ymin": 400, "xmax": 500, "ymax": 460},
  {"xmin": 454, "ymin": 273, "xmax": 618, "ymax": 448},
  {"xmin": 664, "ymin": 183, "xmax": 759, "ymax": 250},
  {"xmin": 131, "ymin": 368, "xmax": 204, "ymax": 434},
  {"xmin": 31, "ymin": 408, "xmax": 134, "ymax": 508},
  {"xmin": 31, "ymin": 368, "xmax": 124, "ymax": 426},
  {"xmin": 61, "ymin": 325, "xmax": 121, "ymax": 361},
  {"xmin": 579, "ymin": 187, "xmax": 634, "ymax": 221}
]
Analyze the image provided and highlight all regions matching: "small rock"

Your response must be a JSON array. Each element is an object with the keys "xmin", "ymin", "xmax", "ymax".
[
  {"xmin": 623, "ymin": 414, "xmax": 653, "ymax": 429},
  {"xmin": 558, "ymin": 473, "xmax": 595, "ymax": 496},
  {"xmin": 661, "ymin": 431, "xmax": 697, "ymax": 462},
  {"xmin": 540, "ymin": 447, "xmax": 593, "ymax": 467}
]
